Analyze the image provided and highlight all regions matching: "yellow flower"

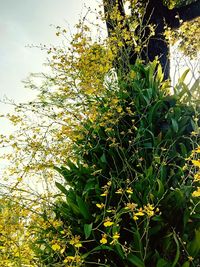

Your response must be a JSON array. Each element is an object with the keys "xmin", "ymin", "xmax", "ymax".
[
  {"xmin": 69, "ymin": 235, "xmax": 82, "ymax": 248},
  {"xmin": 135, "ymin": 210, "xmax": 145, "ymax": 217},
  {"xmin": 126, "ymin": 187, "xmax": 133, "ymax": 194},
  {"xmin": 74, "ymin": 242, "xmax": 82, "ymax": 248},
  {"xmin": 110, "ymin": 232, "xmax": 120, "ymax": 245},
  {"xmin": 106, "ymin": 209, "xmax": 115, "ymax": 213},
  {"xmin": 115, "ymin": 188, "xmax": 123, "ymax": 194},
  {"xmin": 103, "ymin": 218, "xmax": 114, "ymax": 227},
  {"xmin": 51, "ymin": 243, "xmax": 61, "ymax": 251},
  {"xmin": 100, "ymin": 234, "xmax": 107, "ymax": 244},
  {"xmin": 125, "ymin": 202, "xmax": 137, "ymax": 211},
  {"xmin": 112, "ymin": 232, "xmax": 120, "ymax": 240},
  {"xmin": 100, "ymin": 191, "xmax": 108, "ymax": 197},
  {"xmin": 188, "ymin": 256, "xmax": 194, "ymax": 262},
  {"xmin": 195, "ymin": 147, "xmax": 200, "ymax": 153},
  {"xmin": 64, "ymin": 256, "xmax": 75, "ymax": 263},
  {"xmin": 192, "ymin": 160, "xmax": 200, "ymax": 168},
  {"xmin": 64, "ymin": 255, "xmax": 82, "ymax": 264},
  {"xmin": 194, "ymin": 173, "xmax": 200, "ymax": 182},
  {"xmin": 129, "ymin": 70, "xmax": 136, "ymax": 79},
  {"xmin": 144, "ymin": 204, "xmax": 155, "ymax": 217},
  {"xmin": 96, "ymin": 203, "xmax": 105, "ymax": 209},
  {"xmin": 107, "ymin": 181, "xmax": 112, "ymax": 186},
  {"xmin": 192, "ymin": 187, "xmax": 200, "ymax": 197},
  {"xmin": 116, "ymin": 106, "xmax": 123, "ymax": 113},
  {"xmin": 133, "ymin": 215, "xmax": 139, "ymax": 221}
]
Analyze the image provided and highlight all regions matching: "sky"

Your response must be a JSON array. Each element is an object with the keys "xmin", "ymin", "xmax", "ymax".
[
  {"xmin": 0, "ymin": 0, "xmax": 99, "ymax": 183},
  {"xmin": 0, "ymin": 0, "xmax": 98, "ymax": 133}
]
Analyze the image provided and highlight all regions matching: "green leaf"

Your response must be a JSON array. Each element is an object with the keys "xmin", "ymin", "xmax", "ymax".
[
  {"xmin": 160, "ymin": 165, "xmax": 167, "ymax": 181},
  {"xmin": 82, "ymin": 245, "xmax": 115, "ymax": 259},
  {"xmin": 66, "ymin": 197, "xmax": 80, "ymax": 215},
  {"xmin": 127, "ymin": 254, "xmax": 145, "ymax": 267},
  {"xmin": 178, "ymin": 69, "xmax": 189, "ymax": 84},
  {"xmin": 83, "ymin": 179, "xmax": 96, "ymax": 195},
  {"xmin": 156, "ymin": 179, "xmax": 164, "ymax": 198},
  {"xmin": 171, "ymin": 118, "xmax": 178, "ymax": 133},
  {"xmin": 148, "ymin": 100, "xmax": 163, "ymax": 125},
  {"xmin": 172, "ymin": 232, "xmax": 180, "ymax": 267},
  {"xmin": 100, "ymin": 153, "xmax": 107, "ymax": 163},
  {"xmin": 55, "ymin": 182, "xmax": 68, "ymax": 196},
  {"xmin": 156, "ymin": 258, "xmax": 169, "ymax": 267},
  {"xmin": 179, "ymin": 143, "xmax": 187, "ymax": 157},
  {"xmin": 84, "ymin": 223, "xmax": 93, "ymax": 239},
  {"xmin": 76, "ymin": 195, "xmax": 91, "ymax": 220},
  {"xmin": 188, "ymin": 228, "xmax": 200, "ymax": 256},
  {"xmin": 182, "ymin": 262, "xmax": 190, "ymax": 267},
  {"xmin": 115, "ymin": 243, "xmax": 125, "ymax": 259}
]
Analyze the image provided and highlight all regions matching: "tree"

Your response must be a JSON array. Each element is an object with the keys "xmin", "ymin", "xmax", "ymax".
[{"xmin": 103, "ymin": 0, "xmax": 200, "ymax": 78}]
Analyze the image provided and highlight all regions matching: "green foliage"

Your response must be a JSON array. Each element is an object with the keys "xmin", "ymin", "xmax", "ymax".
[{"xmin": 32, "ymin": 60, "xmax": 200, "ymax": 266}]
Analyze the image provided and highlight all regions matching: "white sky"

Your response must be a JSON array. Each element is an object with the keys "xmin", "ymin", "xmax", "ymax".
[
  {"xmin": 0, "ymin": 0, "xmax": 98, "ymax": 133},
  {"xmin": 0, "ymin": 0, "xmax": 99, "ymax": 184}
]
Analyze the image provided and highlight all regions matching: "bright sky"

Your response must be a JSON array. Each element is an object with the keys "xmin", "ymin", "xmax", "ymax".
[
  {"xmin": 0, "ymin": 0, "xmax": 99, "ymax": 184},
  {"xmin": 0, "ymin": 0, "xmax": 98, "ymax": 133}
]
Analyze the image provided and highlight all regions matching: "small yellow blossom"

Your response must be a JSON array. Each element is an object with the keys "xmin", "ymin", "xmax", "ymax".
[
  {"xmin": 106, "ymin": 209, "xmax": 115, "ymax": 213},
  {"xmin": 125, "ymin": 202, "xmax": 138, "ymax": 211},
  {"xmin": 103, "ymin": 218, "xmax": 114, "ymax": 227},
  {"xmin": 116, "ymin": 106, "xmax": 123, "ymax": 113},
  {"xmin": 126, "ymin": 187, "xmax": 133, "ymax": 194},
  {"xmin": 188, "ymin": 256, "xmax": 194, "ymax": 262},
  {"xmin": 100, "ymin": 191, "xmax": 108, "ymax": 197},
  {"xmin": 115, "ymin": 188, "xmax": 123, "ymax": 194},
  {"xmin": 195, "ymin": 147, "xmax": 200, "ymax": 153},
  {"xmin": 110, "ymin": 232, "xmax": 120, "ymax": 245},
  {"xmin": 192, "ymin": 187, "xmax": 200, "ymax": 197},
  {"xmin": 192, "ymin": 160, "xmax": 200, "ymax": 168},
  {"xmin": 144, "ymin": 204, "xmax": 155, "ymax": 217},
  {"xmin": 64, "ymin": 256, "xmax": 75, "ymax": 263},
  {"xmin": 112, "ymin": 232, "xmax": 120, "ymax": 240},
  {"xmin": 51, "ymin": 243, "xmax": 61, "ymax": 251},
  {"xmin": 96, "ymin": 203, "xmax": 105, "ymax": 209},
  {"xmin": 135, "ymin": 210, "xmax": 145, "ymax": 217},
  {"xmin": 64, "ymin": 255, "xmax": 82, "ymax": 264},
  {"xmin": 107, "ymin": 181, "xmax": 112, "ymax": 186},
  {"xmin": 194, "ymin": 173, "xmax": 200, "ymax": 182},
  {"xmin": 100, "ymin": 234, "xmax": 107, "ymax": 244},
  {"xmin": 129, "ymin": 70, "xmax": 136, "ymax": 79},
  {"xmin": 133, "ymin": 215, "xmax": 139, "ymax": 221},
  {"xmin": 69, "ymin": 235, "xmax": 82, "ymax": 248}
]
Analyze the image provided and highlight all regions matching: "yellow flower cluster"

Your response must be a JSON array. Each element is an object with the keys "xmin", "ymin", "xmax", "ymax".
[
  {"xmin": 100, "ymin": 232, "xmax": 120, "ymax": 245},
  {"xmin": 125, "ymin": 201, "xmax": 158, "ymax": 220},
  {"xmin": 188, "ymin": 146, "xmax": 200, "ymax": 197}
]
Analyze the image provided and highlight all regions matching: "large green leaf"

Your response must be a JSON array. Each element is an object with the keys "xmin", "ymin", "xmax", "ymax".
[
  {"xmin": 127, "ymin": 254, "xmax": 145, "ymax": 267},
  {"xmin": 172, "ymin": 232, "xmax": 180, "ymax": 267},
  {"xmin": 76, "ymin": 195, "xmax": 91, "ymax": 220},
  {"xmin": 84, "ymin": 223, "xmax": 93, "ymax": 239},
  {"xmin": 55, "ymin": 182, "xmax": 68, "ymax": 196}
]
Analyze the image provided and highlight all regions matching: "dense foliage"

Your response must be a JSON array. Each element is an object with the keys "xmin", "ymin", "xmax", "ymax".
[{"xmin": 29, "ymin": 61, "xmax": 200, "ymax": 266}]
